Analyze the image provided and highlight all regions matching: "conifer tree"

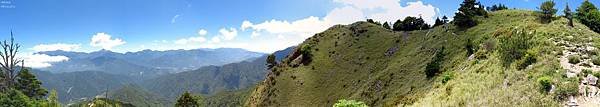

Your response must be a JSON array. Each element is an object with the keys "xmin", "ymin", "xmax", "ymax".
[
  {"xmin": 539, "ymin": 0, "xmax": 557, "ymax": 23},
  {"xmin": 454, "ymin": 0, "xmax": 486, "ymax": 28},
  {"xmin": 16, "ymin": 68, "xmax": 47, "ymax": 100},
  {"xmin": 382, "ymin": 22, "xmax": 391, "ymax": 30},
  {"xmin": 175, "ymin": 91, "xmax": 200, "ymax": 107},
  {"xmin": 565, "ymin": 3, "xmax": 574, "ymax": 27},
  {"xmin": 442, "ymin": 16, "xmax": 449, "ymax": 23},
  {"xmin": 433, "ymin": 17, "xmax": 444, "ymax": 27}
]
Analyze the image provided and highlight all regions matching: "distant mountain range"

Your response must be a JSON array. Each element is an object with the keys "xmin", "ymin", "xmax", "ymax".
[
  {"xmin": 33, "ymin": 47, "xmax": 294, "ymax": 105},
  {"xmin": 140, "ymin": 47, "xmax": 294, "ymax": 102},
  {"xmin": 37, "ymin": 48, "xmax": 265, "ymax": 77}
]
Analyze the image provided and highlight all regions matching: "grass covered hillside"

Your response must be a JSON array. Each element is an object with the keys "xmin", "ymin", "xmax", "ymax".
[{"xmin": 246, "ymin": 9, "xmax": 600, "ymax": 106}]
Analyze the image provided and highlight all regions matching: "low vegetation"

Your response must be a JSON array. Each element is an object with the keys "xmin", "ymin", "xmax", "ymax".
[
  {"xmin": 333, "ymin": 99, "xmax": 368, "ymax": 107},
  {"xmin": 568, "ymin": 55, "xmax": 581, "ymax": 64}
]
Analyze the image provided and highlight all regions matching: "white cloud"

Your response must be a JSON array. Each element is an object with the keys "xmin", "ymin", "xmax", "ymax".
[
  {"xmin": 31, "ymin": 43, "xmax": 80, "ymax": 52},
  {"xmin": 90, "ymin": 33, "xmax": 126, "ymax": 50},
  {"xmin": 234, "ymin": 0, "xmax": 437, "ymax": 53},
  {"xmin": 198, "ymin": 29, "xmax": 208, "ymax": 36},
  {"xmin": 175, "ymin": 36, "xmax": 207, "ymax": 45},
  {"xmin": 175, "ymin": 29, "xmax": 209, "ymax": 45},
  {"xmin": 324, "ymin": 6, "xmax": 365, "ymax": 24},
  {"xmin": 250, "ymin": 31, "xmax": 260, "ymax": 38},
  {"xmin": 219, "ymin": 28, "xmax": 238, "ymax": 40},
  {"xmin": 22, "ymin": 53, "xmax": 69, "ymax": 68},
  {"xmin": 210, "ymin": 36, "xmax": 221, "ymax": 43}
]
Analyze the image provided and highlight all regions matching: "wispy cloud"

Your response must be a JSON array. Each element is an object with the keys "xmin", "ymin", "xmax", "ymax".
[
  {"xmin": 31, "ymin": 43, "xmax": 80, "ymax": 52},
  {"xmin": 171, "ymin": 14, "xmax": 180, "ymax": 23}
]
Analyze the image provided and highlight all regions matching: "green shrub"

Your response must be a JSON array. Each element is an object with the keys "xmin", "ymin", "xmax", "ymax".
[
  {"xmin": 333, "ymin": 99, "xmax": 368, "ymax": 107},
  {"xmin": 537, "ymin": 76, "xmax": 553, "ymax": 92},
  {"xmin": 474, "ymin": 49, "xmax": 487, "ymax": 59},
  {"xmin": 594, "ymin": 72, "xmax": 600, "ymax": 79},
  {"xmin": 426, "ymin": 47, "xmax": 446, "ymax": 78},
  {"xmin": 568, "ymin": 55, "xmax": 581, "ymax": 64},
  {"xmin": 554, "ymin": 78, "xmax": 578, "ymax": 100},
  {"xmin": 299, "ymin": 44, "xmax": 314, "ymax": 65},
  {"xmin": 441, "ymin": 73, "xmax": 453, "ymax": 84},
  {"xmin": 582, "ymin": 69, "xmax": 593, "ymax": 76},
  {"xmin": 592, "ymin": 56, "xmax": 600, "ymax": 65},
  {"xmin": 499, "ymin": 29, "xmax": 534, "ymax": 67},
  {"xmin": 515, "ymin": 50, "xmax": 537, "ymax": 70},
  {"xmin": 465, "ymin": 39, "xmax": 475, "ymax": 56}
]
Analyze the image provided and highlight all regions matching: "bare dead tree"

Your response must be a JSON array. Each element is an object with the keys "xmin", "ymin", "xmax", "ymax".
[{"xmin": 0, "ymin": 31, "xmax": 24, "ymax": 91}]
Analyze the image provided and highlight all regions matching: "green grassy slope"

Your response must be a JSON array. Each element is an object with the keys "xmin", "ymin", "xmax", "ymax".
[{"xmin": 247, "ymin": 10, "xmax": 600, "ymax": 106}]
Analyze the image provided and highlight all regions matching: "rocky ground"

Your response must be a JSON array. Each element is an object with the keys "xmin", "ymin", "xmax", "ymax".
[{"xmin": 555, "ymin": 36, "xmax": 600, "ymax": 107}]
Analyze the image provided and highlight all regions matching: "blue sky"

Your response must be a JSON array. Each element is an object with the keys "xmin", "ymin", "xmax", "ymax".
[{"xmin": 1, "ymin": 0, "xmax": 600, "ymax": 68}]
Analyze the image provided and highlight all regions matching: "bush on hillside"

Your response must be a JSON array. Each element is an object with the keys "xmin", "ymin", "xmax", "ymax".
[
  {"xmin": 465, "ymin": 39, "xmax": 475, "ymax": 56},
  {"xmin": 592, "ymin": 56, "xmax": 600, "ymax": 66},
  {"xmin": 554, "ymin": 77, "xmax": 578, "ymax": 100},
  {"xmin": 515, "ymin": 50, "xmax": 538, "ymax": 70},
  {"xmin": 537, "ymin": 76, "xmax": 553, "ymax": 92},
  {"xmin": 498, "ymin": 29, "xmax": 534, "ymax": 67},
  {"xmin": 333, "ymin": 99, "xmax": 368, "ymax": 107},
  {"xmin": 426, "ymin": 47, "xmax": 446, "ymax": 78},
  {"xmin": 300, "ymin": 44, "xmax": 313, "ymax": 65},
  {"xmin": 582, "ymin": 69, "xmax": 593, "ymax": 76},
  {"xmin": 267, "ymin": 54, "xmax": 277, "ymax": 69},
  {"xmin": 567, "ymin": 55, "xmax": 581, "ymax": 64},
  {"xmin": 538, "ymin": 0, "xmax": 557, "ymax": 23},
  {"xmin": 366, "ymin": 19, "xmax": 381, "ymax": 26},
  {"xmin": 441, "ymin": 73, "xmax": 453, "ymax": 84}
]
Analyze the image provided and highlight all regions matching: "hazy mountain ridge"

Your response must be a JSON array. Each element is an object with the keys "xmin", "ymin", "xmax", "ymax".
[{"xmin": 37, "ymin": 48, "xmax": 265, "ymax": 76}]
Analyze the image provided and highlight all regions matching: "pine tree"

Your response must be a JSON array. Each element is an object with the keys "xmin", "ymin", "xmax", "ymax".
[
  {"xmin": 442, "ymin": 16, "xmax": 449, "ymax": 23},
  {"xmin": 47, "ymin": 90, "xmax": 61, "ymax": 107},
  {"xmin": 175, "ymin": 91, "xmax": 200, "ymax": 107},
  {"xmin": 16, "ymin": 68, "xmax": 47, "ymax": 100},
  {"xmin": 539, "ymin": 0, "xmax": 557, "ymax": 23},
  {"xmin": 392, "ymin": 19, "xmax": 403, "ymax": 31},
  {"xmin": 416, "ymin": 16, "xmax": 430, "ymax": 30},
  {"xmin": 433, "ymin": 17, "xmax": 443, "ymax": 27},
  {"xmin": 576, "ymin": 0, "xmax": 598, "ymax": 18},
  {"xmin": 565, "ymin": 3, "xmax": 574, "ymax": 27},
  {"xmin": 382, "ymin": 22, "xmax": 391, "ymax": 30},
  {"xmin": 454, "ymin": 0, "xmax": 486, "ymax": 28}
]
